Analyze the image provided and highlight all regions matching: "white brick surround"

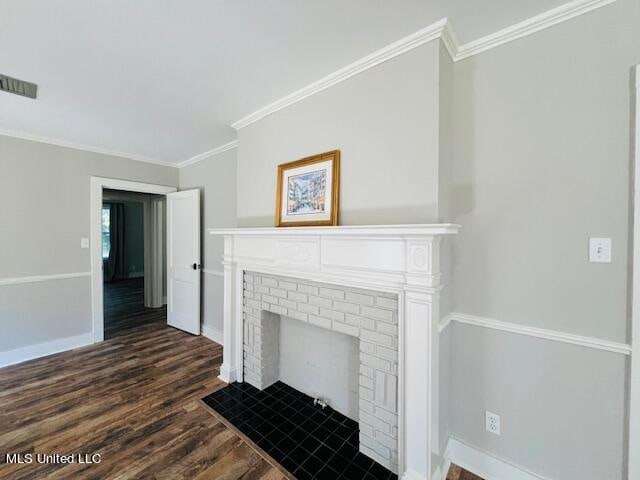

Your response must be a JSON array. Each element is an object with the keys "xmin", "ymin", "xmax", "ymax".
[
  {"xmin": 209, "ymin": 224, "xmax": 459, "ymax": 480},
  {"xmin": 243, "ymin": 271, "xmax": 399, "ymax": 471}
]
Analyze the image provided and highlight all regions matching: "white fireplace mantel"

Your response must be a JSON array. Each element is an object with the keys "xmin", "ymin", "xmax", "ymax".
[{"xmin": 209, "ymin": 224, "xmax": 460, "ymax": 480}]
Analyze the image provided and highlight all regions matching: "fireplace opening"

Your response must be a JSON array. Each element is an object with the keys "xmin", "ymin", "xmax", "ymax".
[{"xmin": 279, "ymin": 315, "xmax": 360, "ymax": 421}]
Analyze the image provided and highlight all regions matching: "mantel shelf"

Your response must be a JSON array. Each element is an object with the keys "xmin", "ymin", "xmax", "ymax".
[{"xmin": 208, "ymin": 223, "xmax": 460, "ymax": 237}]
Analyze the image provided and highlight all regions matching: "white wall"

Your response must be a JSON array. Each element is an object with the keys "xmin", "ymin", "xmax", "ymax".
[
  {"xmin": 178, "ymin": 148, "xmax": 237, "ymax": 338},
  {"xmin": 0, "ymin": 135, "xmax": 177, "ymax": 353},
  {"xmin": 237, "ymin": 41, "xmax": 442, "ymax": 226},
  {"xmin": 448, "ymin": 1, "xmax": 640, "ymax": 478}
]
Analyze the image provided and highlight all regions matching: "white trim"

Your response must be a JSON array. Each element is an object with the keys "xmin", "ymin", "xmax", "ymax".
[
  {"xmin": 209, "ymin": 224, "xmax": 460, "ymax": 237},
  {"xmin": 399, "ymin": 469, "xmax": 424, "ymax": 480},
  {"xmin": 0, "ymin": 128, "xmax": 175, "ymax": 167},
  {"xmin": 441, "ymin": 312, "xmax": 631, "ymax": 355},
  {"xmin": 629, "ymin": 63, "xmax": 640, "ymax": 480},
  {"xmin": 211, "ymin": 225, "xmax": 458, "ymax": 480},
  {"xmin": 445, "ymin": 437, "xmax": 550, "ymax": 480},
  {"xmin": 91, "ymin": 177, "xmax": 177, "ymax": 343},
  {"xmin": 202, "ymin": 324, "xmax": 224, "ymax": 346},
  {"xmin": 0, "ymin": 271, "xmax": 90, "ymax": 287},
  {"xmin": 203, "ymin": 269, "xmax": 225, "ymax": 277},
  {"xmin": 437, "ymin": 457, "xmax": 452, "ymax": 480},
  {"xmin": 177, "ymin": 140, "xmax": 238, "ymax": 168},
  {"xmin": 231, "ymin": 20, "xmax": 448, "ymax": 129},
  {"xmin": 230, "ymin": 0, "xmax": 618, "ymax": 130},
  {"xmin": 455, "ymin": 0, "xmax": 617, "ymax": 60},
  {"xmin": 0, "ymin": 332, "xmax": 93, "ymax": 368},
  {"xmin": 439, "ymin": 314, "xmax": 453, "ymax": 333}
]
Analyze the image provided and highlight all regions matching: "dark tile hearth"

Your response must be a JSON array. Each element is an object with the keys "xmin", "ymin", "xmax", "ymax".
[{"xmin": 203, "ymin": 381, "xmax": 398, "ymax": 480}]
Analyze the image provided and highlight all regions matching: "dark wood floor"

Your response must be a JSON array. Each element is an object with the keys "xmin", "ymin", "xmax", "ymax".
[
  {"xmin": 446, "ymin": 464, "xmax": 483, "ymax": 480},
  {"xmin": 104, "ymin": 278, "xmax": 166, "ymax": 339},
  {"xmin": 0, "ymin": 309, "xmax": 480, "ymax": 479},
  {"xmin": 0, "ymin": 320, "xmax": 285, "ymax": 479}
]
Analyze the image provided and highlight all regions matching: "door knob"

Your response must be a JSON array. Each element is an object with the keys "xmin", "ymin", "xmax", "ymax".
[{"xmin": 192, "ymin": 263, "xmax": 201, "ymax": 270}]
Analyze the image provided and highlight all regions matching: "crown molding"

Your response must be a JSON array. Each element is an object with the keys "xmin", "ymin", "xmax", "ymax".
[
  {"xmin": 231, "ymin": 19, "xmax": 448, "ymax": 130},
  {"xmin": 0, "ymin": 128, "xmax": 176, "ymax": 167},
  {"xmin": 231, "ymin": 0, "xmax": 618, "ymax": 130},
  {"xmin": 454, "ymin": 0, "xmax": 617, "ymax": 60},
  {"xmin": 441, "ymin": 312, "xmax": 632, "ymax": 356},
  {"xmin": 177, "ymin": 140, "xmax": 238, "ymax": 168}
]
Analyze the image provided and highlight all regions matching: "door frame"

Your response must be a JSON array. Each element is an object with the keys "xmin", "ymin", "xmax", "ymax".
[
  {"xmin": 90, "ymin": 177, "xmax": 177, "ymax": 343},
  {"xmin": 630, "ymin": 64, "xmax": 640, "ymax": 479}
]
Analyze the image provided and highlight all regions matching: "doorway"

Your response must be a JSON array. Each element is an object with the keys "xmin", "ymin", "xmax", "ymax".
[
  {"xmin": 90, "ymin": 177, "xmax": 202, "ymax": 343},
  {"xmin": 102, "ymin": 189, "xmax": 166, "ymax": 339}
]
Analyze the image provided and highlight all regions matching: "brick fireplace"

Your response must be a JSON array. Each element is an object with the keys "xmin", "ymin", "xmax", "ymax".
[
  {"xmin": 209, "ymin": 224, "xmax": 459, "ymax": 480},
  {"xmin": 243, "ymin": 271, "xmax": 400, "ymax": 471}
]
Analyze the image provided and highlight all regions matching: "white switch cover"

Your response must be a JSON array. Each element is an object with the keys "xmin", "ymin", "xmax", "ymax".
[
  {"xmin": 589, "ymin": 237, "xmax": 611, "ymax": 263},
  {"xmin": 81, "ymin": 238, "xmax": 90, "ymax": 249}
]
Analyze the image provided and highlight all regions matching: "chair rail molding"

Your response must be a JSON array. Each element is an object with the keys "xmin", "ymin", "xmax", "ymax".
[
  {"xmin": 0, "ymin": 271, "xmax": 90, "ymax": 287},
  {"xmin": 210, "ymin": 224, "xmax": 460, "ymax": 480},
  {"xmin": 440, "ymin": 312, "xmax": 631, "ymax": 355}
]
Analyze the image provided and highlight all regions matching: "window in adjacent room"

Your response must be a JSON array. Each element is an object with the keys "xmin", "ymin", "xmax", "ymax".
[{"xmin": 102, "ymin": 206, "xmax": 111, "ymax": 259}]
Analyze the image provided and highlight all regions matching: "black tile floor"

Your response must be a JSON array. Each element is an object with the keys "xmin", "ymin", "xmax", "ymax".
[{"xmin": 202, "ymin": 381, "xmax": 398, "ymax": 480}]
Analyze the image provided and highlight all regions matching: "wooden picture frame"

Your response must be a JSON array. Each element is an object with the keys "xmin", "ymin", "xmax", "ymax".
[{"xmin": 275, "ymin": 150, "xmax": 340, "ymax": 227}]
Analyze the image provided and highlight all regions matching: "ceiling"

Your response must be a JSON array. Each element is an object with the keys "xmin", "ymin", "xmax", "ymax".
[{"xmin": 0, "ymin": 0, "xmax": 568, "ymax": 165}]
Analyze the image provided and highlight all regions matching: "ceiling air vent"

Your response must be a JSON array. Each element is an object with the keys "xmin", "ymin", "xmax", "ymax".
[{"xmin": 0, "ymin": 74, "xmax": 37, "ymax": 99}]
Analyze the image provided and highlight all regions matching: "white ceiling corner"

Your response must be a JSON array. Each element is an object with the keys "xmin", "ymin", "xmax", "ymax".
[{"xmin": 0, "ymin": 0, "xmax": 617, "ymax": 167}]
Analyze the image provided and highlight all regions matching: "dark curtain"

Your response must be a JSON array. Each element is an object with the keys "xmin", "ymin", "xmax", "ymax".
[{"xmin": 105, "ymin": 203, "xmax": 125, "ymax": 282}]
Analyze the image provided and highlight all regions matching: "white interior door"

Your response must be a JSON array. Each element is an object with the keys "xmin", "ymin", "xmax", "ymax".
[{"xmin": 167, "ymin": 189, "xmax": 201, "ymax": 335}]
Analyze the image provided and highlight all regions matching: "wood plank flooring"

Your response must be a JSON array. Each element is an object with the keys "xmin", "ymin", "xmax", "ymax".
[
  {"xmin": 0, "ymin": 316, "xmax": 481, "ymax": 479},
  {"xmin": 104, "ymin": 278, "xmax": 165, "ymax": 339},
  {"xmin": 446, "ymin": 465, "xmax": 483, "ymax": 480},
  {"xmin": 0, "ymin": 322, "xmax": 284, "ymax": 479}
]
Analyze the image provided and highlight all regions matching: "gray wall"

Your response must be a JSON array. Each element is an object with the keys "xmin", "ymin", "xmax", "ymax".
[
  {"xmin": 236, "ymin": 41, "xmax": 441, "ymax": 227},
  {"xmin": 0, "ymin": 135, "xmax": 177, "ymax": 352},
  {"xmin": 178, "ymin": 148, "xmax": 237, "ymax": 336},
  {"xmin": 448, "ymin": 1, "xmax": 640, "ymax": 478}
]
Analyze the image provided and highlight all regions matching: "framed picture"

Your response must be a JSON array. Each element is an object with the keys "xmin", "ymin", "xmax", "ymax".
[{"xmin": 275, "ymin": 150, "xmax": 340, "ymax": 227}]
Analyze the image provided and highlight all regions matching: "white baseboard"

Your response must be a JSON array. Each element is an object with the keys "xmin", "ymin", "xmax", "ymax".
[
  {"xmin": 201, "ymin": 324, "xmax": 224, "ymax": 346},
  {"xmin": 218, "ymin": 364, "xmax": 237, "ymax": 384},
  {"xmin": 445, "ymin": 437, "xmax": 549, "ymax": 480},
  {"xmin": 0, "ymin": 332, "xmax": 93, "ymax": 368},
  {"xmin": 434, "ymin": 456, "xmax": 452, "ymax": 480}
]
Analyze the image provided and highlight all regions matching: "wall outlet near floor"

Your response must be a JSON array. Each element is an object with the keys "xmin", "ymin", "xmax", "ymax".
[{"xmin": 485, "ymin": 411, "xmax": 501, "ymax": 435}]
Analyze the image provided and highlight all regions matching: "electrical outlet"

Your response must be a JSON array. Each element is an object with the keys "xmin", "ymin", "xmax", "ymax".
[
  {"xmin": 485, "ymin": 411, "xmax": 501, "ymax": 435},
  {"xmin": 80, "ymin": 238, "xmax": 89, "ymax": 249}
]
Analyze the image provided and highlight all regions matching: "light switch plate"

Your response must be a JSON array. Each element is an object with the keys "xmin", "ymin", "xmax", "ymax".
[
  {"xmin": 589, "ymin": 237, "xmax": 611, "ymax": 263},
  {"xmin": 81, "ymin": 238, "xmax": 90, "ymax": 249}
]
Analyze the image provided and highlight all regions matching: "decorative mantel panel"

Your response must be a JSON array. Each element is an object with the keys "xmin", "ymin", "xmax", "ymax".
[{"xmin": 209, "ymin": 224, "xmax": 460, "ymax": 480}]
